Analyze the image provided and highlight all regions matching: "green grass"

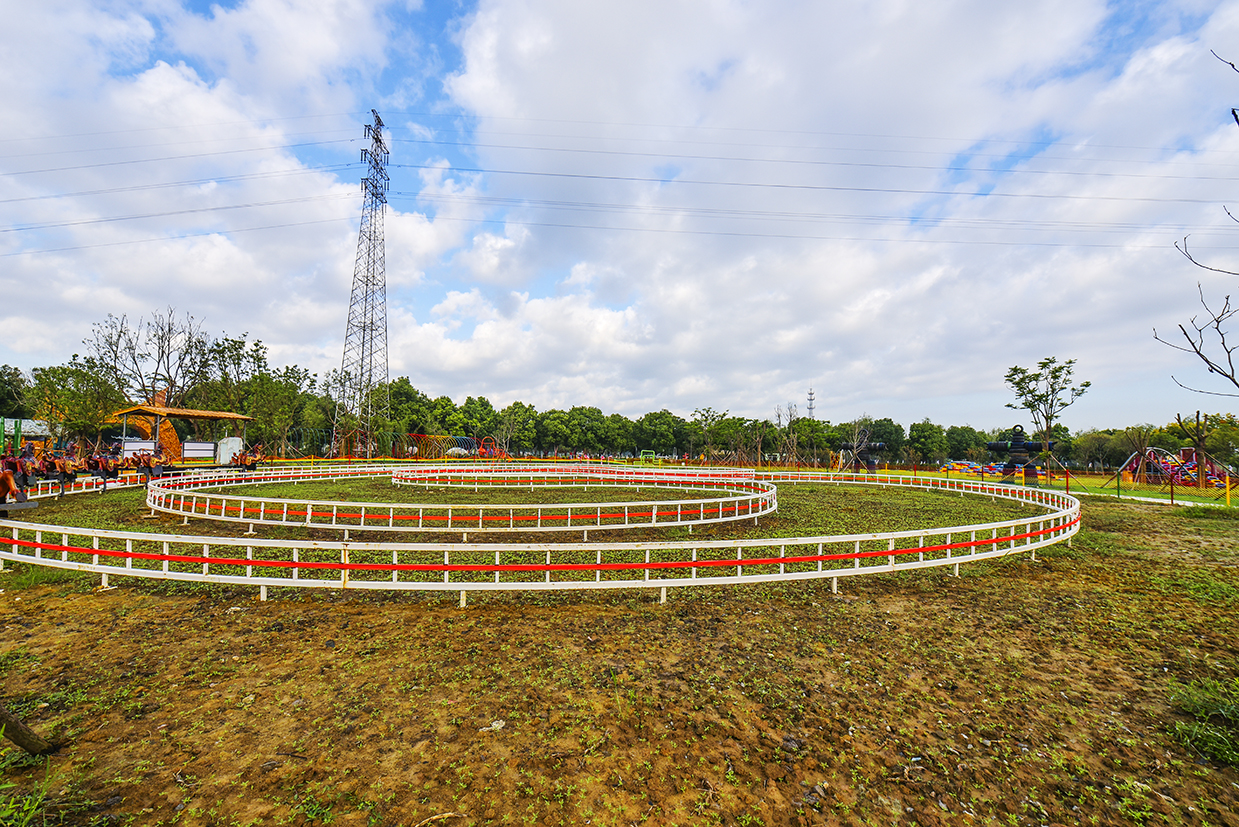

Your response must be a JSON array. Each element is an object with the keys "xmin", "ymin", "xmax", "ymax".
[
  {"xmin": 0, "ymin": 563, "xmax": 92, "ymax": 592},
  {"xmin": 1150, "ymin": 568, "xmax": 1239, "ymax": 606},
  {"xmin": 1168, "ymin": 678, "xmax": 1239, "ymax": 764},
  {"xmin": 1177, "ymin": 504, "xmax": 1239, "ymax": 521}
]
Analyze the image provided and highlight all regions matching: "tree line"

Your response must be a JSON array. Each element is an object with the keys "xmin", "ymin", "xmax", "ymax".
[{"xmin": 0, "ymin": 310, "xmax": 1234, "ymax": 467}]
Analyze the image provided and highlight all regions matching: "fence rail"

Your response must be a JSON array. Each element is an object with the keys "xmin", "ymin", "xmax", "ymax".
[
  {"xmin": 143, "ymin": 464, "xmax": 777, "ymax": 535},
  {"xmin": 0, "ymin": 465, "xmax": 1080, "ymax": 600}
]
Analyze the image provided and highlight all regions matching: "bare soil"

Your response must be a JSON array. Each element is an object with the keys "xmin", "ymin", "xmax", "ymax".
[{"xmin": 1, "ymin": 494, "xmax": 1237, "ymax": 826}]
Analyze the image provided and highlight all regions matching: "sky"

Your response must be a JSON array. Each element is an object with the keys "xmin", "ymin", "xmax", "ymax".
[{"xmin": 4, "ymin": 0, "xmax": 1239, "ymax": 432}]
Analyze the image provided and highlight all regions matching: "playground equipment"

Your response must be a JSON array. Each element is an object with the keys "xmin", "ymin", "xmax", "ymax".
[
  {"xmin": 838, "ymin": 428, "xmax": 885, "ymax": 473},
  {"xmin": 478, "ymin": 437, "xmax": 508, "ymax": 460},
  {"xmin": 986, "ymin": 425, "xmax": 1052, "ymax": 485},
  {"xmin": 1106, "ymin": 446, "xmax": 1230, "ymax": 489},
  {"xmin": 410, "ymin": 434, "xmax": 480, "ymax": 460},
  {"xmin": 0, "ymin": 463, "xmax": 1080, "ymax": 602}
]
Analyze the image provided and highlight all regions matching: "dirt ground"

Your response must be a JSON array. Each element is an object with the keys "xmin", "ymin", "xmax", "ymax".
[{"xmin": 1, "ymin": 495, "xmax": 1237, "ymax": 826}]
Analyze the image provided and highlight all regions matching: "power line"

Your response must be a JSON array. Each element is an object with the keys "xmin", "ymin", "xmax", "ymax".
[
  {"xmin": 0, "ymin": 193, "xmax": 358, "ymax": 234},
  {"xmin": 0, "ymin": 139, "xmax": 356, "ymax": 178},
  {"xmin": 391, "ymin": 136, "xmax": 1239, "ymax": 183},
  {"xmin": 380, "ymin": 108, "xmax": 1229, "ymax": 155},
  {"xmin": 0, "ymin": 164, "xmax": 357, "ymax": 205},
  {"xmin": 0, "ymin": 216, "xmax": 354, "ymax": 258},
  {"xmin": 393, "ymin": 191, "xmax": 1239, "ymax": 236},
  {"xmin": 378, "ymin": 212, "xmax": 1238, "ymax": 250},
  {"xmin": 0, "ymin": 128, "xmax": 360, "ymax": 161},
  {"xmin": 390, "ymin": 162, "xmax": 1238, "ymax": 205},
  {"xmin": 0, "ymin": 112, "xmax": 365, "ymax": 144}
]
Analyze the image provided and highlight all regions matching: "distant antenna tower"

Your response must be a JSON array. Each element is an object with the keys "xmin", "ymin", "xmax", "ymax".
[
  {"xmin": 806, "ymin": 387, "xmax": 816, "ymax": 420},
  {"xmin": 333, "ymin": 109, "xmax": 390, "ymax": 458}
]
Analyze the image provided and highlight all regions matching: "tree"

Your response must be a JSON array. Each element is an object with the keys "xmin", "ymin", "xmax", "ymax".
[
  {"xmin": 1155, "ymin": 52, "xmax": 1239, "ymax": 396},
  {"xmin": 945, "ymin": 425, "xmax": 985, "ymax": 461},
  {"xmin": 565, "ymin": 406, "xmax": 607, "ymax": 454},
  {"xmin": 1154, "ymin": 286, "xmax": 1239, "ymax": 396},
  {"xmin": 451, "ymin": 397, "xmax": 497, "ymax": 439},
  {"xmin": 773, "ymin": 404, "xmax": 799, "ymax": 463},
  {"xmin": 30, "ymin": 358, "xmax": 126, "ymax": 445},
  {"xmin": 634, "ymin": 410, "xmax": 684, "ymax": 456},
  {"xmin": 1074, "ymin": 429, "xmax": 1113, "ymax": 471},
  {"xmin": 867, "ymin": 418, "xmax": 905, "ymax": 457},
  {"xmin": 1171, "ymin": 411, "xmax": 1213, "ymax": 488},
  {"xmin": 0, "ymin": 365, "xmax": 31, "ymax": 420},
  {"xmin": 1205, "ymin": 413, "xmax": 1239, "ymax": 467},
  {"xmin": 604, "ymin": 413, "xmax": 634, "ymax": 456},
  {"xmin": 908, "ymin": 419, "xmax": 948, "ymax": 464},
  {"xmin": 247, "ymin": 367, "xmax": 314, "ymax": 456},
  {"xmin": 536, "ymin": 409, "xmax": 571, "ymax": 455},
  {"xmin": 692, "ymin": 407, "xmax": 728, "ymax": 458},
  {"xmin": 494, "ymin": 401, "xmax": 538, "ymax": 454},
  {"xmin": 387, "ymin": 378, "xmax": 434, "ymax": 434},
  {"xmin": 85, "ymin": 308, "xmax": 211, "ymax": 405},
  {"xmin": 1003, "ymin": 357, "xmax": 1090, "ymax": 454},
  {"xmin": 790, "ymin": 417, "xmax": 835, "ymax": 466}
]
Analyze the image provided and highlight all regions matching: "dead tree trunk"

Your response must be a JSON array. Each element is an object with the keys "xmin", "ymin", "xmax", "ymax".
[{"xmin": 0, "ymin": 701, "xmax": 55, "ymax": 755}]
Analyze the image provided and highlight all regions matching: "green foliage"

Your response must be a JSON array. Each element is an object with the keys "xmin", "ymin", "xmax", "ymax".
[
  {"xmin": 450, "ymin": 396, "xmax": 497, "ymax": 439},
  {"xmin": 1004, "ymin": 356, "xmax": 1090, "ymax": 450},
  {"xmin": 0, "ymin": 732, "xmax": 50, "ymax": 827},
  {"xmin": 945, "ymin": 424, "xmax": 985, "ymax": 460},
  {"xmin": 495, "ymin": 401, "xmax": 539, "ymax": 453},
  {"xmin": 29, "ymin": 357, "xmax": 126, "ymax": 443},
  {"xmin": 634, "ymin": 409, "xmax": 686, "ymax": 456},
  {"xmin": 0, "ymin": 774, "xmax": 49, "ymax": 827},
  {"xmin": 2, "ymin": 562, "xmax": 91, "ymax": 591},
  {"xmin": 0, "ymin": 365, "xmax": 31, "ymax": 420},
  {"xmin": 1168, "ymin": 678, "xmax": 1239, "ymax": 764},
  {"xmin": 537, "ymin": 408, "xmax": 572, "ymax": 454},
  {"xmin": 908, "ymin": 419, "xmax": 948, "ymax": 463},
  {"xmin": 865, "ymin": 417, "xmax": 905, "ymax": 456}
]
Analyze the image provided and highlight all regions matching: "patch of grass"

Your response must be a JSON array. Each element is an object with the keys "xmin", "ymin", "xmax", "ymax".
[
  {"xmin": 1, "ymin": 563, "xmax": 91, "ymax": 591},
  {"xmin": 0, "ymin": 736, "xmax": 52, "ymax": 827},
  {"xmin": 0, "ymin": 649, "xmax": 36, "ymax": 677},
  {"xmin": 1177, "ymin": 505, "xmax": 1239, "ymax": 521},
  {"xmin": 1150, "ymin": 569, "xmax": 1239, "ymax": 606},
  {"xmin": 1168, "ymin": 678, "xmax": 1239, "ymax": 765}
]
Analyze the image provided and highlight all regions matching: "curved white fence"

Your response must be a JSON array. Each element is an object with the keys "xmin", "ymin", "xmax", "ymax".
[
  {"xmin": 142, "ymin": 463, "xmax": 777, "ymax": 536},
  {"xmin": 0, "ymin": 463, "xmax": 1081, "ymax": 600}
]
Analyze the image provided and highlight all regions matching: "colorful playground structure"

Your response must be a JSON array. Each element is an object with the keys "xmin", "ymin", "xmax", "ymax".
[
  {"xmin": 938, "ymin": 460, "xmax": 1044, "ymax": 480},
  {"xmin": 1107, "ymin": 446, "xmax": 1230, "ymax": 489}
]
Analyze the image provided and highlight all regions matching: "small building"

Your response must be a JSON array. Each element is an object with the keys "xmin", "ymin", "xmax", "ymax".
[{"xmin": 112, "ymin": 405, "xmax": 254, "ymax": 464}]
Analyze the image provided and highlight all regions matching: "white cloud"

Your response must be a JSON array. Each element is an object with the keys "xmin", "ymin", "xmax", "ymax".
[{"xmin": 4, "ymin": 0, "xmax": 1239, "ymax": 431}]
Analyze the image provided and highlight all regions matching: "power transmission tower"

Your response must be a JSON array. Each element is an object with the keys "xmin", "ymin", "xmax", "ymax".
[
  {"xmin": 806, "ymin": 387, "xmax": 816, "ymax": 420},
  {"xmin": 333, "ymin": 109, "xmax": 390, "ymax": 458}
]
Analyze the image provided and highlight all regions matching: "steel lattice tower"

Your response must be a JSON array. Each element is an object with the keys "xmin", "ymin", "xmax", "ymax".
[{"xmin": 333, "ymin": 109, "xmax": 390, "ymax": 458}]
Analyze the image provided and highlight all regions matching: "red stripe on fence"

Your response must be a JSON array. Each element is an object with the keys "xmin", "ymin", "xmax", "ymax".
[{"xmin": 0, "ymin": 516, "xmax": 1077, "ymax": 574}]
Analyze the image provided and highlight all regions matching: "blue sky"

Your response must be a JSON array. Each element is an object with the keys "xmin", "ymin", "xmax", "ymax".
[{"xmin": 4, "ymin": 0, "xmax": 1239, "ymax": 431}]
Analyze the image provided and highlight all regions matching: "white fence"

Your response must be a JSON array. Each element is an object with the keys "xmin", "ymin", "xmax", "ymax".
[
  {"xmin": 144, "ymin": 463, "xmax": 777, "ymax": 536},
  {"xmin": 0, "ymin": 463, "xmax": 1081, "ymax": 601}
]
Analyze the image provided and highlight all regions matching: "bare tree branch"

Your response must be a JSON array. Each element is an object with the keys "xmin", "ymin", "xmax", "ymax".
[
  {"xmin": 1169, "ymin": 376, "xmax": 1239, "ymax": 397},
  {"xmin": 1212, "ymin": 49, "xmax": 1239, "ymax": 74},
  {"xmin": 1176, "ymin": 236, "xmax": 1239, "ymax": 276}
]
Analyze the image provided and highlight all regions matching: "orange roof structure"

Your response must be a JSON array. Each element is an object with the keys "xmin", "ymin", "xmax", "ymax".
[{"xmin": 112, "ymin": 405, "xmax": 253, "ymax": 422}]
